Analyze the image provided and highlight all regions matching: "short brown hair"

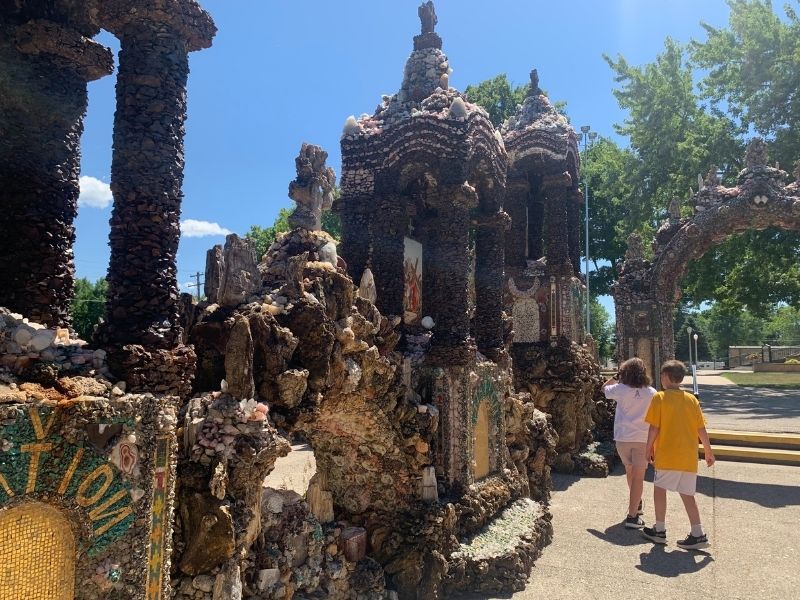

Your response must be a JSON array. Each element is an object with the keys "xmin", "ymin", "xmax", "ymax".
[
  {"xmin": 661, "ymin": 360, "xmax": 686, "ymax": 383},
  {"xmin": 618, "ymin": 357, "xmax": 651, "ymax": 387}
]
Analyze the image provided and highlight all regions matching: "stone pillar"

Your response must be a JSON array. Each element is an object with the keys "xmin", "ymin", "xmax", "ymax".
[
  {"xmin": 369, "ymin": 195, "xmax": 406, "ymax": 317},
  {"xmin": 426, "ymin": 184, "xmax": 476, "ymax": 361},
  {"xmin": 102, "ymin": 24, "xmax": 190, "ymax": 349},
  {"xmin": 504, "ymin": 178, "xmax": 528, "ymax": 268},
  {"xmin": 543, "ymin": 174, "xmax": 572, "ymax": 274},
  {"xmin": 337, "ymin": 197, "xmax": 371, "ymax": 286},
  {"xmin": 528, "ymin": 185, "xmax": 545, "ymax": 260},
  {"xmin": 0, "ymin": 20, "xmax": 112, "ymax": 326},
  {"xmin": 567, "ymin": 190, "xmax": 582, "ymax": 277},
  {"xmin": 475, "ymin": 210, "xmax": 510, "ymax": 359},
  {"xmin": 98, "ymin": 4, "xmax": 215, "ymax": 395}
]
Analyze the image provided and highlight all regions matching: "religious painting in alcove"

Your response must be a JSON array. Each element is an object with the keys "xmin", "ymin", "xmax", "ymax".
[{"xmin": 404, "ymin": 237, "xmax": 423, "ymax": 325}]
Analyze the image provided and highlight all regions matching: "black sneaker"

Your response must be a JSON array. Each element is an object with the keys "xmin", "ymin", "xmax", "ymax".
[
  {"xmin": 625, "ymin": 515, "xmax": 645, "ymax": 529},
  {"xmin": 637, "ymin": 499, "xmax": 644, "ymax": 516},
  {"xmin": 642, "ymin": 526, "xmax": 667, "ymax": 544},
  {"xmin": 677, "ymin": 533, "xmax": 709, "ymax": 550}
]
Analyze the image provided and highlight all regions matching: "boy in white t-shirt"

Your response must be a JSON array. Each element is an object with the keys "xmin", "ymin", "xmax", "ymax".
[{"xmin": 602, "ymin": 358, "xmax": 657, "ymax": 528}]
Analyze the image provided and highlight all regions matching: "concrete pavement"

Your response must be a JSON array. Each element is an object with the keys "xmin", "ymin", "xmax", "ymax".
[
  {"xmin": 478, "ymin": 461, "xmax": 800, "ymax": 600},
  {"xmin": 686, "ymin": 372, "xmax": 800, "ymax": 434}
]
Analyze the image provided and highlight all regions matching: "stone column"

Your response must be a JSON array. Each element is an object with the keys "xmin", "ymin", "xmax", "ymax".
[
  {"xmin": 504, "ymin": 177, "xmax": 528, "ymax": 268},
  {"xmin": 337, "ymin": 197, "xmax": 371, "ymax": 287},
  {"xmin": 426, "ymin": 184, "xmax": 476, "ymax": 361},
  {"xmin": 543, "ymin": 174, "xmax": 572, "ymax": 274},
  {"xmin": 102, "ymin": 23, "xmax": 189, "ymax": 349},
  {"xmin": 527, "ymin": 185, "xmax": 546, "ymax": 260},
  {"xmin": 567, "ymin": 189, "xmax": 582, "ymax": 276},
  {"xmin": 98, "ymin": 4, "xmax": 215, "ymax": 395},
  {"xmin": 0, "ymin": 20, "xmax": 112, "ymax": 327},
  {"xmin": 369, "ymin": 195, "xmax": 406, "ymax": 317},
  {"xmin": 475, "ymin": 210, "xmax": 510, "ymax": 359}
]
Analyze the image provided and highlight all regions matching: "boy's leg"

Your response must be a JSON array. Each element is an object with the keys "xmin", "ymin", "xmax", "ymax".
[
  {"xmin": 679, "ymin": 493, "xmax": 702, "ymax": 530},
  {"xmin": 653, "ymin": 485, "xmax": 667, "ymax": 528},
  {"xmin": 677, "ymin": 492, "xmax": 709, "ymax": 549}
]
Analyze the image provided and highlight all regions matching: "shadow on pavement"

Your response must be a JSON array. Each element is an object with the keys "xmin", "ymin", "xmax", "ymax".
[
  {"xmin": 697, "ymin": 385, "xmax": 800, "ymax": 420},
  {"xmin": 587, "ymin": 522, "xmax": 653, "ymax": 547},
  {"xmin": 697, "ymin": 474, "xmax": 800, "ymax": 508},
  {"xmin": 636, "ymin": 544, "xmax": 714, "ymax": 577}
]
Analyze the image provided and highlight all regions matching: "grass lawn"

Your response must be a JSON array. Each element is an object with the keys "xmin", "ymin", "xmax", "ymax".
[{"xmin": 721, "ymin": 372, "xmax": 800, "ymax": 389}]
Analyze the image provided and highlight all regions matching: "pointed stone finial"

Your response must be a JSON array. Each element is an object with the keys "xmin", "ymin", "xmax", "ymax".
[
  {"xmin": 668, "ymin": 198, "xmax": 681, "ymax": 221},
  {"xmin": 625, "ymin": 233, "xmax": 644, "ymax": 263},
  {"xmin": 745, "ymin": 138, "xmax": 768, "ymax": 168},
  {"xmin": 704, "ymin": 165, "xmax": 720, "ymax": 186},
  {"xmin": 697, "ymin": 174, "xmax": 704, "ymax": 191},
  {"xmin": 528, "ymin": 69, "xmax": 541, "ymax": 96},
  {"xmin": 419, "ymin": 1, "xmax": 437, "ymax": 34}
]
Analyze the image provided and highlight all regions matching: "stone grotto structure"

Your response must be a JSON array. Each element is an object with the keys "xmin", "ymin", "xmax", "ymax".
[
  {"xmin": 0, "ymin": 1, "xmax": 607, "ymax": 599},
  {"xmin": 613, "ymin": 139, "xmax": 800, "ymax": 381},
  {"xmin": 0, "ymin": 1, "xmax": 215, "ymax": 599},
  {"xmin": 497, "ymin": 71, "xmax": 606, "ymax": 475}
]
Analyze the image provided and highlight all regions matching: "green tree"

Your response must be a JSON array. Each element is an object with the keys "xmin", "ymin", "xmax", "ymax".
[
  {"xmin": 694, "ymin": 303, "xmax": 767, "ymax": 358},
  {"xmin": 247, "ymin": 206, "xmax": 342, "ymax": 260},
  {"xmin": 674, "ymin": 310, "xmax": 713, "ymax": 362},
  {"xmin": 246, "ymin": 208, "xmax": 292, "ymax": 259},
  {"xmin": 590, "ymin": 297, "xmax": 615, "ymax": 363},
  {"xmin": 464, "ymin": 74, "xmax": 529, "ymax": 127},
  {"xmin": 764, "ymin": 305, "xmax": 800, "ymax": 344},
  {"xmin": 596, "ymin": 12, "xmax": 800, "ymax": 311},
  {"xmin": 71, "ymin": 277, "xmax": 107, "ymax": 342},
  {"xmin": 691, "ymin": 0, "xmax": 800, "ymax": 167}
]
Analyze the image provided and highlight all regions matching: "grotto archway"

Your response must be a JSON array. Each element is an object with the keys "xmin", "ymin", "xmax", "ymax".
[{"xmin": 612, "ymin": 140, "xmax": 800, "ymax": 383}]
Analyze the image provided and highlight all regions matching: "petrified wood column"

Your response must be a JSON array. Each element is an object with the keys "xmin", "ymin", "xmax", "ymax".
[
  {"xmin": 475, "ymin": 210, "xmax": 510, "ymax": 359},
  {"xmin": 369, "ymin": 195, "xmax": 406, "ymax": 317},
  {"xmin": 567, "ymin": 189, "xmax": 582, "ymax": 276},
  {"xmin": 426, "ymin": 184, "xmax": 477, "ymax": 360},
  {"xmin": 504, "ymin": 178, "xmax": 529, "ymax": 269},
  {"xmin": 0, "ymin": 21, "xmax": 112, "ymax": 326}
]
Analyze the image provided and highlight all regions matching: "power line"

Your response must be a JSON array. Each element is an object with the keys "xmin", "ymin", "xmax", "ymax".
[{"xmin": 186, "ymin": 271, "xmax": 204, "ymax": 301}]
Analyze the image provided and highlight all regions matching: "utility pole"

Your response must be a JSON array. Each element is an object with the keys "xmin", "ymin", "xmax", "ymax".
[{"xmin": 186, "ymin": 271, "xmax": 204, "ymax": 301}]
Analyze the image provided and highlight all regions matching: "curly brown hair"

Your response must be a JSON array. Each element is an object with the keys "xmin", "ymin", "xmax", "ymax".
[{"xmin": 618, "ymin": 357, "xmax": 651, "ymax": 388}]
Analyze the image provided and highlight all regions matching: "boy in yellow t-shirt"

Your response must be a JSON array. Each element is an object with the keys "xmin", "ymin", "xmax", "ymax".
[{"xmin": 642, "ymin": 360, "xmax": 715, "ymax": 550}]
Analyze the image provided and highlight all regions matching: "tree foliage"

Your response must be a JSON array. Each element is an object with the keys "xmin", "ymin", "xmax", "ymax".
[
  {"xmin": 588, "ymin": 1, "xmax": 800, "ymax": 312},
  {"xmin": 71, "ymin": 277, "xmax": 107, "ymax": 342},
  {"xmin": 590, "ymin": 298, "xmax": 615, "ymax": 362},
  {"xmin": 246, "ymin": 207, "xmax": 342, "ymax": 260},
  {"xmin": 464, "ymin": 74, "xmax": 529, "ymax": 127}
]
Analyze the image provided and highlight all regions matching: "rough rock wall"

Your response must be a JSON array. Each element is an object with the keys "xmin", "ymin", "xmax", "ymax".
[{"xmin": 511, "ymin": 340, "xmax": 601, "ymax": 474}]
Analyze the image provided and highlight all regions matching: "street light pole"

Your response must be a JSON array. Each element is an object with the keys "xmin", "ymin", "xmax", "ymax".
[
  {"xmin": 580, "ymin": 125, "xmax": 591, "ymax": 337},
  {"xmin": 687, "ymin": 325, "xmax": 693, "ymax": 365},
  {"xmin": 693, "ymin": 333, "xmax": 699, "ymax": 367}
]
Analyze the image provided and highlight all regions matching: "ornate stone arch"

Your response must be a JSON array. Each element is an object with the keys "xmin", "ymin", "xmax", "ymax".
[{"xmin": 613, "ymin": 140, "xmax": 800, "ymax": 381}]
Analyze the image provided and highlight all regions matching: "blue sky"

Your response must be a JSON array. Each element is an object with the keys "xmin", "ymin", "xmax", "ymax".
[{"xmin": 75, "ymin": 0, "xmax": 732, "ymax": 315}]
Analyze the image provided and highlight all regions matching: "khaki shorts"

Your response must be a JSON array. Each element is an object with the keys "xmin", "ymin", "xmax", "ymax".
[
  {"xmin": 616, "ymin": 441, "xmax": 648, "ymax": 468},
  {"xmin": 654, "ymin": 469, "xmax": 697, "ymax": 496}
]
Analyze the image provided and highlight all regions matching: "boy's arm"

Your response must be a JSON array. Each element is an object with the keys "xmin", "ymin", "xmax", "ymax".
[
  {"xmin": 698, "ymin": 427, "xmax": 715, "ymax": 467},
  {"xmin": 645, "ymin": 425, "xmax": 659, "ymax": 463}
]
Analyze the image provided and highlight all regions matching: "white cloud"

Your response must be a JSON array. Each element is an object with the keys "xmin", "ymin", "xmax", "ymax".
[
  {"xmin": 78, "ymin": 176, "xmax": 113, "ymax": 209},
  {"xmin": 180, "ymin": 219, "xmax": 233, "ymax": 238}
]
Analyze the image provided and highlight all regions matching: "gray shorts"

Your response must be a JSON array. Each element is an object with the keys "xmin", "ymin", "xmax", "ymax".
[{"xmin": 616, "ymin": 441, "xmax": 648, "ymax": 468}]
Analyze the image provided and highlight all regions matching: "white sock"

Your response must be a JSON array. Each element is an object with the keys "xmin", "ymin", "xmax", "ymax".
[
  {"xmin": 655, "ymin": 521, "xmax": 666, "ymax": 532},
  {"xmin": 691, "ymin": 524, "xmax": 704, "ymax": 537}
]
